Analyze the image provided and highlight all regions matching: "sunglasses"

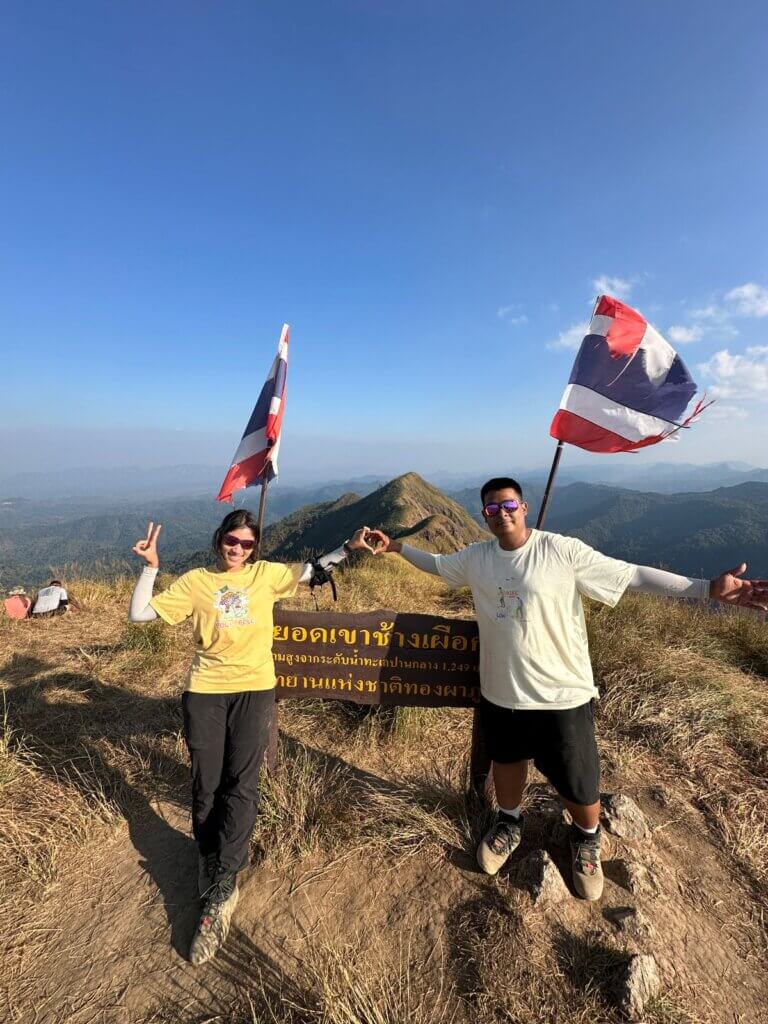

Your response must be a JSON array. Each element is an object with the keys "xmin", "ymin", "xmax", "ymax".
[
  {"xmin": 222, "ymin": 533, "xmax": 256, "ymax": 551},
  {"xmin": 482, "ymin": 499, "xmax": 521, "ymax": 519}
]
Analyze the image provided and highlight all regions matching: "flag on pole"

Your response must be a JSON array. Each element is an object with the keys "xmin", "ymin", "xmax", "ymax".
[
  {"xmin": 216, "ymin": 324, "xmax": 289, "ymax": 503},
  {"xmin": 549, "ymin": 295, "xmax": 710, "ymax": 453}
]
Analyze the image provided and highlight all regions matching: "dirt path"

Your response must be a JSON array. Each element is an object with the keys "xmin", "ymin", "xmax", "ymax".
[{"xmin": 7, "ymin": 780, "xmax": 768, "ymax": 1024}]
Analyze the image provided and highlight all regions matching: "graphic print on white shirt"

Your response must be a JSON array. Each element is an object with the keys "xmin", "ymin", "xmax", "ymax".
[
  {"xmin": 433, "ymin": 531, "xmax": 635, "ymax": 711},
  {"xmin": 495, "ymin": 579, "xmax": 526, "ymax": 622}
]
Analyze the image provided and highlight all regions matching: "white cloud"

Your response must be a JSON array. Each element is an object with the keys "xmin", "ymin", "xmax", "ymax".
[
  {"xmin": 547, "ymin": 321, "xmax": 589, "ymax": 351},
  {"xmin": 592, "ymin": 275, "xmax": 634, "ymax": 300},
  {"xmin": 698, "ymin": 347, "xmax": 768, "ymax": 400},
  {"xmin": 707, "ymin": 404, "xmax": 749, "ymax": 421},
  {"xmin": 670, "ymin": 300, "xmax": 739, "ymax": 343},
  {"xmin": 667, "ymin": 324, "xmax": 704, "ymax": 344},
  {"xmin": 725, "ymin": 282, "xmax": 768, "ymax": 318},
  {"xmin": 497, "ymin": 305, "xmax": 528, "ymax": 326},
  {"xmin": 691, "ymin": 303, "xmax": 728, "ymax": 322}
]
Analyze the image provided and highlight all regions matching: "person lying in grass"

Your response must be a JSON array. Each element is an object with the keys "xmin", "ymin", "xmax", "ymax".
[
  {"xmin": 369, "ymin": 476, "xmax": 768, "ymax": 901},
  {"xmin": 129, "ymin": 509, "xmax": 373, "ymax": 965}
]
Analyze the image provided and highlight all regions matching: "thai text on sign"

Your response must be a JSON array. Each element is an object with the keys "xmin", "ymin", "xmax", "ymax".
[{"xmin": 272, "ymin": 609, "xmax": 480, "ymax": 708}]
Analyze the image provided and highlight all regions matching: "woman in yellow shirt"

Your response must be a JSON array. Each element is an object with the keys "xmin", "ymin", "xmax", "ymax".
[{"xmin": 129, "ymin": 508, "xmax": 371, "ymax": 965}]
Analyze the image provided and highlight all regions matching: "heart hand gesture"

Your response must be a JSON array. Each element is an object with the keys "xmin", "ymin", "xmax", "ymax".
[
  {"xmin": 346, "ymin": 527, "xmax": 377, "ymax": 554},
  {"xmin": 132, "ymin": 521, "xmax": 162, "ymax": 568},
  {"xmin": 366, "ymin": 529, "xmax": 401, "ymax": 554}
]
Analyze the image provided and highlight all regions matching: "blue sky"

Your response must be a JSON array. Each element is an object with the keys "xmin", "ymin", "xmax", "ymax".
[{"xmin": 2, "ymin": 1, "xmax": 767, "ymax": 483}]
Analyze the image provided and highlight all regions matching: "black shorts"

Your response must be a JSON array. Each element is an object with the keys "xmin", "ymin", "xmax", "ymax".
[{"xmin": 478, "ymin": 696, "xmax": 600, "ymax": 806}]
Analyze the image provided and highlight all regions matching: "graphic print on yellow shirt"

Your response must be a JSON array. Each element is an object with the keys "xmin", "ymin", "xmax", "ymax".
[
  {"xmin": 150, "ymin": 561, "xmax": 303, "ymax": 693},
  {"xmin": 213, "ymin": 585, "xmax": 252, "ymax": 626}
]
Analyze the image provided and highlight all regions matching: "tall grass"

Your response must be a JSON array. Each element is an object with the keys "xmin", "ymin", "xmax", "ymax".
[{"xmin": 1, "ymin": 560, "xmax": 766, "ymax": 1024}]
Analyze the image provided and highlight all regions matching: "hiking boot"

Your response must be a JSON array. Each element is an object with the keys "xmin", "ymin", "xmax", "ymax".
[
  {"xmin": 570, "ymin": 824, "xmax": 603, "ymax": 901},
  {"xmin": 198, "ymin": 851, "xmax": 218, "ymax": 896},
  {"xmin": 477, "ymin": 813, "xmax": 524, "ymax": 875},
  {"xmin": 189, "ymin": 869, "xmax": 239, "ymax": 966}
]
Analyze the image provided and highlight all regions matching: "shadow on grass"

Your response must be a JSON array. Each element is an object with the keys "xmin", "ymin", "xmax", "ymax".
[
  {"xmin": 155, "ymin": 925, "xmax": 317, "ymax": 1023},
  {"xmin": 551, "ymin": 924, "xmax": 628, "ymax": 1007},
  {"xmin": 2, "ymin": 653, "xmax": 198, "ymax": 957}
]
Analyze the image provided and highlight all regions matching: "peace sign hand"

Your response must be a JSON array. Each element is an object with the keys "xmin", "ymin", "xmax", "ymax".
[{"xmin": 132, "ymin": 521, "xmax": 162, "ymax": 568}]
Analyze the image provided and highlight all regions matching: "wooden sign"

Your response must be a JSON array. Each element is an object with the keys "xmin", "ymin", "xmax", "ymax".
[{"xmin": 272, "ymin": 609, "xmax": 480, "ymax": 708}]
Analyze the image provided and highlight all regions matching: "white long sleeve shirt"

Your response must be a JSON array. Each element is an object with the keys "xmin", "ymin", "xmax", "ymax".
[{"xmin": 399, "ymin": 531, "xmax": 708, "ymax": 710}]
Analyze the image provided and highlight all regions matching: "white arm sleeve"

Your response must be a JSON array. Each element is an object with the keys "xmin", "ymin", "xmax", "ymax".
[
  {"xmin": 399, "ymin": 544, "xmax": 441, "ymax": 576},
  {"xmin": 626, "ymin": 565, "xmax": 709, "ymax": 601},
  {"xmin": 129, "ymin": 567, "xmax": 160, "ymax": 622},
  {"xmin": 297, "ymin": 544, "xmax": 349, "ymax": 585}
]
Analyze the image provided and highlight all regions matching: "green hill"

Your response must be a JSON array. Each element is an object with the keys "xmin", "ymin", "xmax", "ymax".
[{"xmin": 264, "ymin": 472, "xmax": 487, "ymax": 561}]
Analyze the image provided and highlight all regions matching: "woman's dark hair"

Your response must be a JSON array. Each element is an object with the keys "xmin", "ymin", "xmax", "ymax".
[
  {"xmin": 480, "ymin": 476, "xmax": 524, "ymax": 505},
  {"xmin": 211, "ymin": 509, "xmax": 261, "ymax": 564}
]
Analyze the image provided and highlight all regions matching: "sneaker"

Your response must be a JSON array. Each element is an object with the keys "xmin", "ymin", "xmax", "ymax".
[
  {"xmin": 570, "ymin": 824, "xmax": 603, "ymax": 901},
  {"xmin": 189, "ymin": 869, "xmax": 239, "ymax": 965},
  {"xmin": 477, "ymin": 812, "xmax": 524, "ymax": 875},
  {"xmin": 198, "ymin": 851, "xmax": 218, "ymax": 897}
]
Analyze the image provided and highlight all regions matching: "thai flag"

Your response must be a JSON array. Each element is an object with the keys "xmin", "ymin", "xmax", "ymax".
[
  {"xmin": 216, "ymin": 324, "xmax": 289, "ymax": 503},
  {"xmin": 550, "ymin": 296, "xmax": 710, "ymax": 453}
]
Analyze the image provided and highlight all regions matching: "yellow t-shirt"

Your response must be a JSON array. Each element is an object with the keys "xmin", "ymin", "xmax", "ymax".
[{"xmin": 150, "ymin": 561, "xmax": 303, "ymax": 693}]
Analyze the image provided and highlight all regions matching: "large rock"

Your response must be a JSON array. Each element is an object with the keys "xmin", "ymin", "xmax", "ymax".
[
  {"xmin": 603, "ymin": 905, "xmax": 654, "ymax": 944},
  {"xmin": 601, "ymin": 794, "xmax": 651, "ymax": 840},
  {"xmin": 610, "ymin": 953, "xmax": 662, "ymax": 1020},
  {"xmin": 611, "ymin": 859, "xmax": 658, "ymax": 897},
  {"xmin": 516, "ymin": 849, "xmax": 570, "ymax": 906}
]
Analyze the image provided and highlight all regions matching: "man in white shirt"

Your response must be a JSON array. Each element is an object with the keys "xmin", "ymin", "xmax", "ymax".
[
  {"xmin": 32, "ymin": 579, "xmax": 72, "ymax": 616},
  {"xmin": 369, "ymin": 477, "xmax": 767, "ymax": 900}
]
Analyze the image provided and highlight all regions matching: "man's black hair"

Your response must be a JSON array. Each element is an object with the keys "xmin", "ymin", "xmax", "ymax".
[
  {"xmin": 49, "ymin": 579, "xmax": 62, "ymax": 586},
  {"xmin": 480, "ymin": 477, "xmax": 524, "ymax": 505}
]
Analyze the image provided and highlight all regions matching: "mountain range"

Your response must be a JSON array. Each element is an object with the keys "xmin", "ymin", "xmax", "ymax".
[
  {"xmin": 3, "ymin": 460, "xmax": 767, "ymax": 500},
  {"xmin": 2, "ymin": 472, "xmax": 768, "ymax": 587}
]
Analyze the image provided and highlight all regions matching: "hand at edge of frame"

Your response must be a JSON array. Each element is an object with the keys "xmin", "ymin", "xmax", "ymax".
[{"xmin": 709, "ymin": 563, "xmax": 768, "ymax": 612}]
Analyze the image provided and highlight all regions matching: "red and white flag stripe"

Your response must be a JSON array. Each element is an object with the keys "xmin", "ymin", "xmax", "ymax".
[
  {"xmin": 550, "ymin": 295, "xmax": 709, "ymax": 454},
  {"xmin": 216, "ymin": 324, "xmax": 289, "ymax": 503}
]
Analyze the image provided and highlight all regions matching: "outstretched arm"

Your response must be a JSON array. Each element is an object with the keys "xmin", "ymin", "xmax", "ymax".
[
  {"xmin": 626, "ymin": 565, "xmax": 709, "ymax": 600},
  {"xmin": 367, "ymin": 530, "xmax": 441, "ymax": 576},
  {"xmin": 297, "ymin": 527, "xmax": 375, "ymax": 584},
  {"xmin": 626, "ymin": 563, "xmax": 768, "ymax": 612}
]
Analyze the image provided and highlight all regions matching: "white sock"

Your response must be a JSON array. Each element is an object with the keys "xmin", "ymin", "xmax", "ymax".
[
  {"xmin": 498, "ymin": 804, "xmax": 522, "ymax": 819},
  {"xmin": 574, "ymin": 821, "xmax": 599, "ymax": 835}
]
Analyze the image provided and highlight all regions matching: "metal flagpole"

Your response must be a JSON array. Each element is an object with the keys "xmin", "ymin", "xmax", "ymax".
[
  {"xmin": 536, "ymin": 440, "xmax": 565, "ymax": 529},
  {"xmin": 255, "ymin": 463, "xmax": 279, "ymax": 769},
  {"xmin": 255, "ymin": 471, "xmax": 270, "ymax": 559}
]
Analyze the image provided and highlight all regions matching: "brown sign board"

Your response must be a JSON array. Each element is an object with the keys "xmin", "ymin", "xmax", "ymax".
[{"xmin": 272, "ymin": 609, "xmax": 480, "ymax": 708}]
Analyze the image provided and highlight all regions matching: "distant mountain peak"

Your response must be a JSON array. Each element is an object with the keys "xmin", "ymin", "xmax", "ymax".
[{"xmin": 263, "ymin": 472, "xmax": 486, "ymax": 560}]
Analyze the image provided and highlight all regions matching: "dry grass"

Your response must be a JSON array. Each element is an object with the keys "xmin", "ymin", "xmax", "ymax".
[
  {"xmin": 589, "ymin": 594, "xmax": 768, "ymax": 888},
  {"xmin": 0, "ymin": 561, "xmax": 766, "ymax": 1024}
]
